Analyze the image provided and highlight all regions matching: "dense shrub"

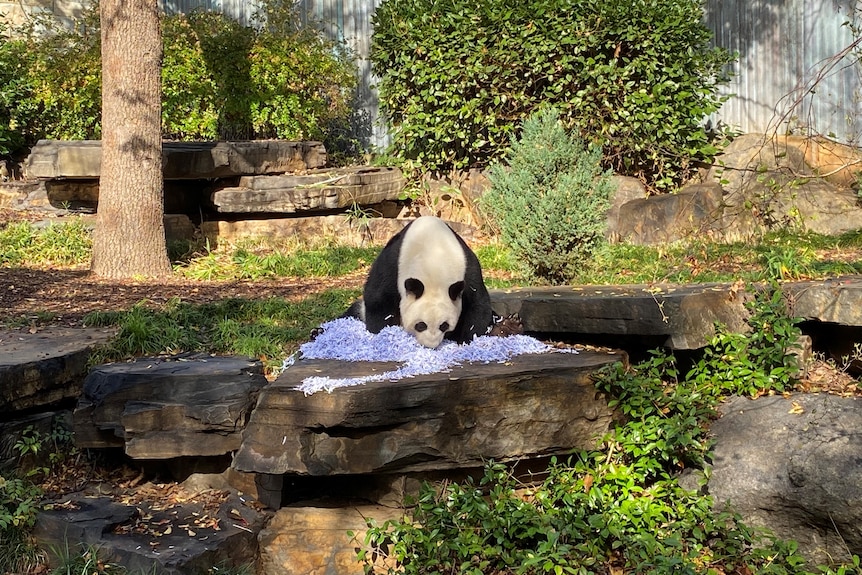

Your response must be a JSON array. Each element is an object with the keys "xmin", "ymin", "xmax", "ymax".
[
  {"xmin": 0, "ymin": 0, "xmax": 357, "ymax": 154},
  {"xmin": 0, "ymin": 24, "xmax": 38, "ymax": 156},
  {"xmin": 19, "ymin": 8, "xmax": 103, "ymax": 142},
  {"xmin": 160, "ymin": 14, "xmax": 222, "ymax": 140},
  {"xmin": 480, "ymin": 108, "xmax": 613, "ymax": 284},
  {"xmin": 371, "ymin": 0, "xmax": 734, "ymax": 191}
]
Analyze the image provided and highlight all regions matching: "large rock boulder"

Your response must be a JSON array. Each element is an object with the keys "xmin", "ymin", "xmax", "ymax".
[
  {"xmin": 0, "ymin": 326, "xmax": 118, "ymax": 412},
  {"xmin": 706, "ymin": 134, "xmax": 862, "ymax": 238},
  {"xmin": 607, "ymin": 134, "xmax": 862, "ymax": 245},
  {"xmin": 613, "ymin": 183, "xmax": 724, "ymax": 245},
  {"xmin": 784, "ymin": 135, "xmax": 862, "ymax": 188},
  {"xmin": 605, "ymin": 175, "xmax": 647, "ymax": 242},
  {"xmin": 233, "ymin": 351, "xmax": 622, "ymax": 476},
  {"xmin": 708, "ymin": 394, "xmax": 862, "ymax": 566},
  {"xmin": 74, "ymin": 355, "xmax": 267, "ymax": 459}
]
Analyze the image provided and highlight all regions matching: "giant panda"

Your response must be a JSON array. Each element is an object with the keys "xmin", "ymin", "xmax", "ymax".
[{"xmin": 345, "ymin": 215, "xmax": 494, "ymax": 348}]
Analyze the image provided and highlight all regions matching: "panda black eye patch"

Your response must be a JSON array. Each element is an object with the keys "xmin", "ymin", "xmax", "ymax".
[
  {"xmin": 415, "ymin": 322, "xmax": 428, "ymax": 332},
  {"xmin": 439, "ymin": 322, "xmax": 450, "ymax": 332},
  {"xmin": 448, "ymin": 280, "xmax": 465, "ymax": 301},
  {"xmin": 404, "ymin": 278, "xmax": 425, "ymax": 298}
]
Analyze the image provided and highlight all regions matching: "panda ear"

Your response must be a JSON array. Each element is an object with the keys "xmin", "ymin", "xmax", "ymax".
[
  {"xmin": 449, "ymin": 280, "xmax": 465, "ymax": 301},
  {"xmin": 404, "ymin": 278, "xmax": 425, "ymax": 298}
]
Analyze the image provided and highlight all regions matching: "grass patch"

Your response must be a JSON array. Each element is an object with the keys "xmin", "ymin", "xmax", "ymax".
[
  {"xmin": 176, "ymin": 239, "xmax": 380, "ymax": 280},
  {"xmin": 579, "ymin": 230, "xmax": 862, "ymax": 285},
  {"xmin": 0, "ymin": 219, "xmax": 92, "ymax": 267},
  {"xmin": 84, "ymin": 289, "xmax": 360, "ymax": 371},
  {"xmin": 3, "ymin": 219, "xmax": 860, "ymax": 286},
  {"xmin": 475, "ymin": 242, "xmax": 527, "ymax": 288}
]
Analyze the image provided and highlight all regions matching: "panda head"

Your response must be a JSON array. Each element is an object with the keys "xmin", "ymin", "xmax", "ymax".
[{"xmin": 400, "ymin": 277, "xmax": 464, "ymax": 348}]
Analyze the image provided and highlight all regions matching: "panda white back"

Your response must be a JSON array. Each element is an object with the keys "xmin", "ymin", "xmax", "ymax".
[
  {"xmin": 347, "ymin": 215, "xmax": 493, "ymax": 347},
  {"xmin": 397, "ymin": 216, "xmax": 467, "ymax": 348}
]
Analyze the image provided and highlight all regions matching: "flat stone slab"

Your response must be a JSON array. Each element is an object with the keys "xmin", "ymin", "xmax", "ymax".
[
  {"xmin": 74, "ymin": 355, "xmax": 267, "ymax": 458},
  {"xmin": 784, "ymin": 277, "xmax": 862, "ymax": 325},
  {"xmin": 233, "ymin": 350, "xmax": 623, "ymax": 476},
  {"xmin": 490, "ymin": 277, "xmax": 862, "ymax": 350},
  {"xmin": 0, "ymin": 326, "xmax": 119, "ymax": 412},
  {"xmin": 23, "ymin": 139, "xmax": 327, "ymax": 180},
  {"xmin": 210, "ymin": 166, "xmax": 405, "ymax": 213},
  {"xmin": 490, "ymin": 283, "xmax": 751, "ymax": 350},
  {"xmin": 34, "ymin": 490, "xmax": 267, "ymax": 574}
]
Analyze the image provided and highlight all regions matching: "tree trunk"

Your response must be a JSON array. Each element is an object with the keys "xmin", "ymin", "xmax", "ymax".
[{"xmin": 92, "ymin": 0, "xmax": 170, "ymax": 279}]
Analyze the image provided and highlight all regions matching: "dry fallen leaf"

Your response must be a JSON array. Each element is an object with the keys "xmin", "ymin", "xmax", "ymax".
[{"xmin": 788, "ymin": 401, "xmax": 804, "ymax": 415}]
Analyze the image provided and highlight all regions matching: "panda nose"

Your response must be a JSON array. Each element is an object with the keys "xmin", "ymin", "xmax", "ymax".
[
  {"xmin": 439, "ymin": 322, "xmax": 450, "ymax": 332},
  {"xmin": 415, "ymin": 322, "xmax": 428, "ymax": 332}
]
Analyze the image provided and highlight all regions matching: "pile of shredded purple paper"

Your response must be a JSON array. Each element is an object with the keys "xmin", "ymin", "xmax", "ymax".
[{"xmin": 287, "ymin": 317, "xmax": 575, "ymax": 395}]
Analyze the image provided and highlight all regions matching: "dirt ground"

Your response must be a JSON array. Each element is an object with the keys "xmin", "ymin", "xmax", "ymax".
[
  {"xmin": 0, "ymin": 266, "xmax": 365, "ymax": 327},
  {"xmin": 0, "ymin": 208, "xmax": 365, "ymax": 327}
]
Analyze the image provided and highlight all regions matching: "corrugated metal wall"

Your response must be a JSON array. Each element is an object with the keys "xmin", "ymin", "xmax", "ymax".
[
  {"xmin": 162, "ymin": 0, "xmax": 254, "ymax": 26},
  {"xmin": 296, "ymin": 0, "xmax": 388, "ymax": 150},
  {"xmin": 705, "ymin": 0, "xmax": 862, "ymax": 142}
]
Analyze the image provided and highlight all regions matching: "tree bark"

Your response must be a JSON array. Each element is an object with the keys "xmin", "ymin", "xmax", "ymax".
[{"xmin": 92, "ymin": 0, "xmax": 170, "ymax": 279}]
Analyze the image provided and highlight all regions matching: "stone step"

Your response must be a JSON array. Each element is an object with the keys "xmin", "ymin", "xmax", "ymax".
[
  {"xmin": 23, "ymin": 139, "xmax": 328, "ymax": 180},
  {"xmin": 209, "ymin": 166, "xmax": 405, "ymax": 213}
]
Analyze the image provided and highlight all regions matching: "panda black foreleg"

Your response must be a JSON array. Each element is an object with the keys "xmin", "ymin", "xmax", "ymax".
[
  {"xmin": 340, "ymin": 299, "xmax": 366, "ymax": 321},
  {"xmin": 488, "ymin": 312, "xmax": 524, "ymax": 337}
]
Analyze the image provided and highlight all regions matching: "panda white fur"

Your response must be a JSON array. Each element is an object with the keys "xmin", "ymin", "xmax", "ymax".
[{"xmin": 346, "ymin": 216, "xmax": 493, "ymax": 348}]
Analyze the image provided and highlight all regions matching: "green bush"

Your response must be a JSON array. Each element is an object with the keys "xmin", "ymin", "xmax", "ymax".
[
  {"xmin": 687, "ymin": 282, "xmax": 803, "ymax": 397},
  {"xmin": 1, "ymin": 0, "xmax": 357, "ymax": 154},
  {"xmin": 0, "ymin": 24, "xmax": 37, "ymax": 156},
  {"xmin": 371, "ymin": 0, "xmax": 733, "ymax": 191},
  {"xmin": 249, "ymin": 1, "xmax": 357, "ymax": 143},
  {"xmin": 161, "ymin": 14, "xmax": 220, "ymax": 140},
  {"xmin": 17, "ymin": 8, "xmax": 103, "ymax": 143},
  {"xmin": 480, "ymin": 108, "xmax": 613, "ymax": 284}
]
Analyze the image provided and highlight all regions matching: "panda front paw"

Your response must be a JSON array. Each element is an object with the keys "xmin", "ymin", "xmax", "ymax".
[
  {"xmin": 309, "ymin": 326, "xmax": 325, "ymax": 341},
  {"xmin": 488, "ymin": 313, "xmax": 524, "ymax": 337}
]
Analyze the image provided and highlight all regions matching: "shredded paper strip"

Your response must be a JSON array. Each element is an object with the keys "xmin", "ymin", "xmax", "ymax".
[{"xmin": 288, "ymin": 317, "xmax": 575, "ymax": 395}]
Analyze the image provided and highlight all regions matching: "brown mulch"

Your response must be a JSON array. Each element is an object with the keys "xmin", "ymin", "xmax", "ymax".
[
  {"xmin": 0, "ymin": 208, "xmax": 366, "ymax": 328},
  {"xmin": 0, "ymin": 267, "xmax": 365, "ymax": 328}
]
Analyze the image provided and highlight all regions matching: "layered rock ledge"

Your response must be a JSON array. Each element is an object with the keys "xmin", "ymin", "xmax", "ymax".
[
  {"xmin": 23, "ymin": 139, "xmax": 327, "ymax": 180},
  {"xmin": 233, "ymin": 350, "xmax": 622, "ymax": 477}
]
